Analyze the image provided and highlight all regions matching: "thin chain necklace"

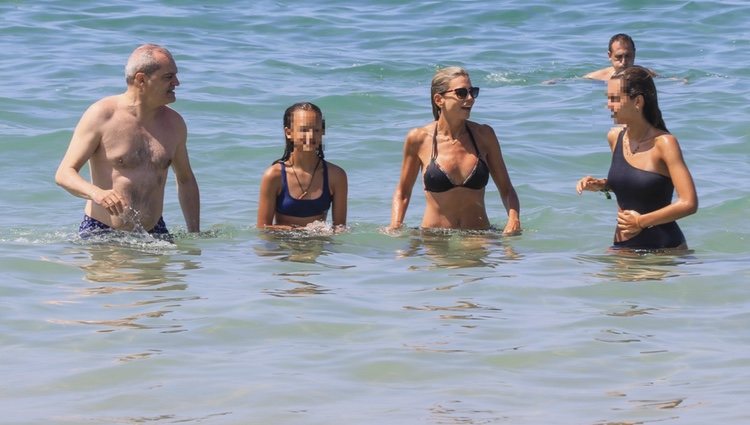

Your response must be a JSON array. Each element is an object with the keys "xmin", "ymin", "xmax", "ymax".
[
  {"xmin": 626, "ymin": 127, "xmax": 653, "ymax": 155},
  {"xmin": 289, "ymin": 158, "xmax": 321, "ymax": 199},
  {"xmin": 438, "ymin": 123, "xmax": 466, "ymax": 144}
]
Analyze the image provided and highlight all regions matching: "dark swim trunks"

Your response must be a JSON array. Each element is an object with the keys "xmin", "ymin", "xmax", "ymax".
[{"xmin": 79, "ymin": 215, "xmax": 170, "ymax": 240}]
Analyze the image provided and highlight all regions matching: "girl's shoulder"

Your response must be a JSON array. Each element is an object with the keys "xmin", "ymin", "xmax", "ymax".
[
  {"xmin": 653, "ymin": 132, "xmax": 680, "ymax": 154},
  {"xmin": 324, "ymin": 160, "xmax": 347, "ymax": 178},
  {"xmin": 262, "ymin": 162, "xmax": 285, "ymax": 179}
]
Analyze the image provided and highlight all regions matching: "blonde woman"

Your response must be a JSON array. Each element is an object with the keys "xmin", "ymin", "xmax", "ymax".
[{"xmin": 390, "ymin": 67, "xmax": 520, "ymax": 233}]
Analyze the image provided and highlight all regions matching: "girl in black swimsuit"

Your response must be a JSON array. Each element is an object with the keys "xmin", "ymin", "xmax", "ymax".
[{"xmin": 576, "ymin": 66, "xmax": 698, "ymax": 250}]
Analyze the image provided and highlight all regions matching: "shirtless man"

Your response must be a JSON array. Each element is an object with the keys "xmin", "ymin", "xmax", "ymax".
[
  {"xmin": 55, "ymin": 44, "xmax": 200, "ymax": 238},
  {"xmin": 584, "ymin": 33, "xmax": 654, "ymax": 81}
]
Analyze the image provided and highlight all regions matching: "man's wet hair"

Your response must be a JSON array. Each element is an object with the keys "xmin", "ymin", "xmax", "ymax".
[{"xmin": 608, "ymin": 33, "xmax": 636, "ymax": 53}]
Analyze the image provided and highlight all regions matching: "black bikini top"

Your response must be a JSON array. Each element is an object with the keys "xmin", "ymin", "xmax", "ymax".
[{"xmin": 423, "ymin": 124, "xmax": 490, "ymax": 193}]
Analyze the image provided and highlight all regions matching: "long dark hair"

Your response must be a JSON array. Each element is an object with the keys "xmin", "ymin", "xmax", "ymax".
[
  {"xmin": 612, "ymin": 65, "xmax": 668, "ymax": 132},
  {"xmin": 273, "ymin": 102, "xmax": 326, "ymax": 164}
]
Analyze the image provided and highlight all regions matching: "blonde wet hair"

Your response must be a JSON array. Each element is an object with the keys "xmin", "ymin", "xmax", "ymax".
[{"xmin": 430, "ymin": 66, "xmax": 470, "ymax": 120}]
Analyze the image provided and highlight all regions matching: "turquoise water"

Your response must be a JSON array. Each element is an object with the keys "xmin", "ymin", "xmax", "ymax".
[{"xmin": 1, "ymin": 1, "xmax": 749, "ymax": 424}]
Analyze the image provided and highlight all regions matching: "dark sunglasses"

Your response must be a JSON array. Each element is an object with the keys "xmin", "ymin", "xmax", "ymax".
[{"xmin": 441, "ymin": 86, "xmax": 480, "ymax": 99}]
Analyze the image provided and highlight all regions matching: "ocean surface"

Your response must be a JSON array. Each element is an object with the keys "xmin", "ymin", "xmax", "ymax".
[{"xmin": 1, "ymin": 1, "xmax": 748, "ymax": 424}]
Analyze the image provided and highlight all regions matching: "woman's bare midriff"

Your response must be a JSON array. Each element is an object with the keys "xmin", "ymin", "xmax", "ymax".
[{"xmin": 421, "ymin": 189, "xmax": 489, "ymax": 229}]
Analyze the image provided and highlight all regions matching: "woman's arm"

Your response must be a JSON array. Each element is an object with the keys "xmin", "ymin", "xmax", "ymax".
[
  {"xmin": 576, "ymin": 128, "xmax": 620, "ymax": 194},
  {"xmin": 576, "ymin": 176, "xmax": 608, "ymax": 194},
  {"xmin": 481, "ymin": 124, "xmax": 521, "ymax": 234},
  {"xmin": 389, "ymin": 129, "xmax": 423, "ymax": 229},
  {"xmin": 618, "ymin": 134, "xmax": 698, "ymax": 234}
]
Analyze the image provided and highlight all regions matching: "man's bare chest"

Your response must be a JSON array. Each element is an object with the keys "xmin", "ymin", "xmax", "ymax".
[{"xmin": 100, "ymin": 121, "xmax": 176, "ymax": 170}]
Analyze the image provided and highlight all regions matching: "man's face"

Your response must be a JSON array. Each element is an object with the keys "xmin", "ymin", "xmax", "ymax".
[
  {"xmin": 143, "ymin": 53, "xmax": 180, "ymax": 105},
  {"xmin": 608, "ymin": 40, "xmax": 635, "ymax": 72}
]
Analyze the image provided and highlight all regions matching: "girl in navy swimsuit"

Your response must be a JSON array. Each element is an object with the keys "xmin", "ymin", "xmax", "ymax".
[
  {"xmin": 257, "ymin": 102, "xmax": 348, "ymax": 230},
  {"xmin": 390, "ymin": 66, "xmax": 521, "ymax": 232},
  {"xmin": 576, "ymin": 66, "xmax": 698, "ymax": 250}
]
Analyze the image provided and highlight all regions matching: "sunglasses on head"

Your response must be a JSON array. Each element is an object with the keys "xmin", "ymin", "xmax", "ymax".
[{"xmin": 441, "ymin": 86, "xmax": 480, "ymax": 99}]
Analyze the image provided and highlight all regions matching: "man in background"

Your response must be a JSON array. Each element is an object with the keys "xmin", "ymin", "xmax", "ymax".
[{"xmin": 585, "ymin": 33, "xmax": 654, "ymax": 80}]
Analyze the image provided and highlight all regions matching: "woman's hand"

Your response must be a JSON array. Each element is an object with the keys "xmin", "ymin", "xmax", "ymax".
[
  {"xmin": 617, "ymin": 209, "xmax": 643, "ymax": 236},
  {"xmin": 502, "ymin": 217, "xmax": 521, "ymax": 236},
  {"xmin": 576, "ymin": 176, "xmax": 607, "ymax": 194}
]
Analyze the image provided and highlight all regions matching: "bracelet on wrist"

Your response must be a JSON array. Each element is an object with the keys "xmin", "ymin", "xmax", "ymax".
[{"xmin": 598, "ymin": 179, "xmax": 611, "ymax": 199}]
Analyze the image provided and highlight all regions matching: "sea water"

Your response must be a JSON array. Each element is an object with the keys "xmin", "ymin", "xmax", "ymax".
[{"xmin": 1, "ymin": 1, "xmax": 748, "ymax": 424}]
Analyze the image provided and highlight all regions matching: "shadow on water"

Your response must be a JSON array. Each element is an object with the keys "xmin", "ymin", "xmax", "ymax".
[
  {"xmin": 393, "ymin": 228, "xmax": 522, "ymax": 270},
  {"xmin": 252, "ymin": 225, "xmax": 345, "ymax": 297},
  {"xmin": 262, "ymin": 271, "xmax": 332, "ymax": 298},
  {"xmin": 71, "ymin": 231, "xmax": 203, "ymax": 288},
  {"xmin": 253, "ymin": 223, "xmax": 341, "ymax": 264},
  {"xmin": 577, "ymin": 248, "xmax": 699, "ymax": 283},
  {"xmin": 48, "ymin": 231, "xmax": 207, "ymax": 333}
]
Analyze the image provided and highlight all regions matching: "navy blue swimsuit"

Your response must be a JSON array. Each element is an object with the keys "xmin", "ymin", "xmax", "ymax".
[
  {"xmin": 423, "ymin": 124, "xmax": 490, "ymax": 193},
  {"xmin": 275, "ymin": 160, "xmax": 332, "ymax": 218},
  {"xmin": 79, "ymin": 215, "xmax": 170, "ymax": 240},
  {"xmin": 607, "ymin": 130, "xmax": 685, "ymax": 249}
]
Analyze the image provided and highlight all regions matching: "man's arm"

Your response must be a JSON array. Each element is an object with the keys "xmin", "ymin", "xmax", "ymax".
[
  {"xmin": 171, "ymin": 117, "xmax": 200, "ymax": 232},
  {"xmin": 55, "ymin": 101, "xmax": 127, "ymax": 216}
]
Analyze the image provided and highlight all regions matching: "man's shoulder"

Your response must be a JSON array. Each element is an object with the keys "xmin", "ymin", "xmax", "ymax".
[
  {"xmin": 159, "ymin": 105, "xmax": 186, "ymax": 125},
  {"xmin": 584, "ymin": 67, "xmax": 613, "ymax": 80},
  {"xmin": 84, "ymin": 95, "xmax": 120, "ymax": 118}
]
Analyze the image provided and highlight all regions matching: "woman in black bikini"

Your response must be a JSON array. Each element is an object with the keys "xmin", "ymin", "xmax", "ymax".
[
  {"xmin": 390, "ymin": 67, "xmax": 521, "ymax": 232},
  {"xmin": 576, "ymin": 66, "xmax": 698, "ymax": 249}
]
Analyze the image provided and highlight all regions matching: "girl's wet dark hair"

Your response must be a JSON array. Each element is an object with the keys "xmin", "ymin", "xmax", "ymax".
[
  {"xmin": 612, "ymin": 65, "xmax": 668, "ymax": 133},
  {"xmin": 273, "ymin": 102, "xmax": 326, "ymax": 164}
]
